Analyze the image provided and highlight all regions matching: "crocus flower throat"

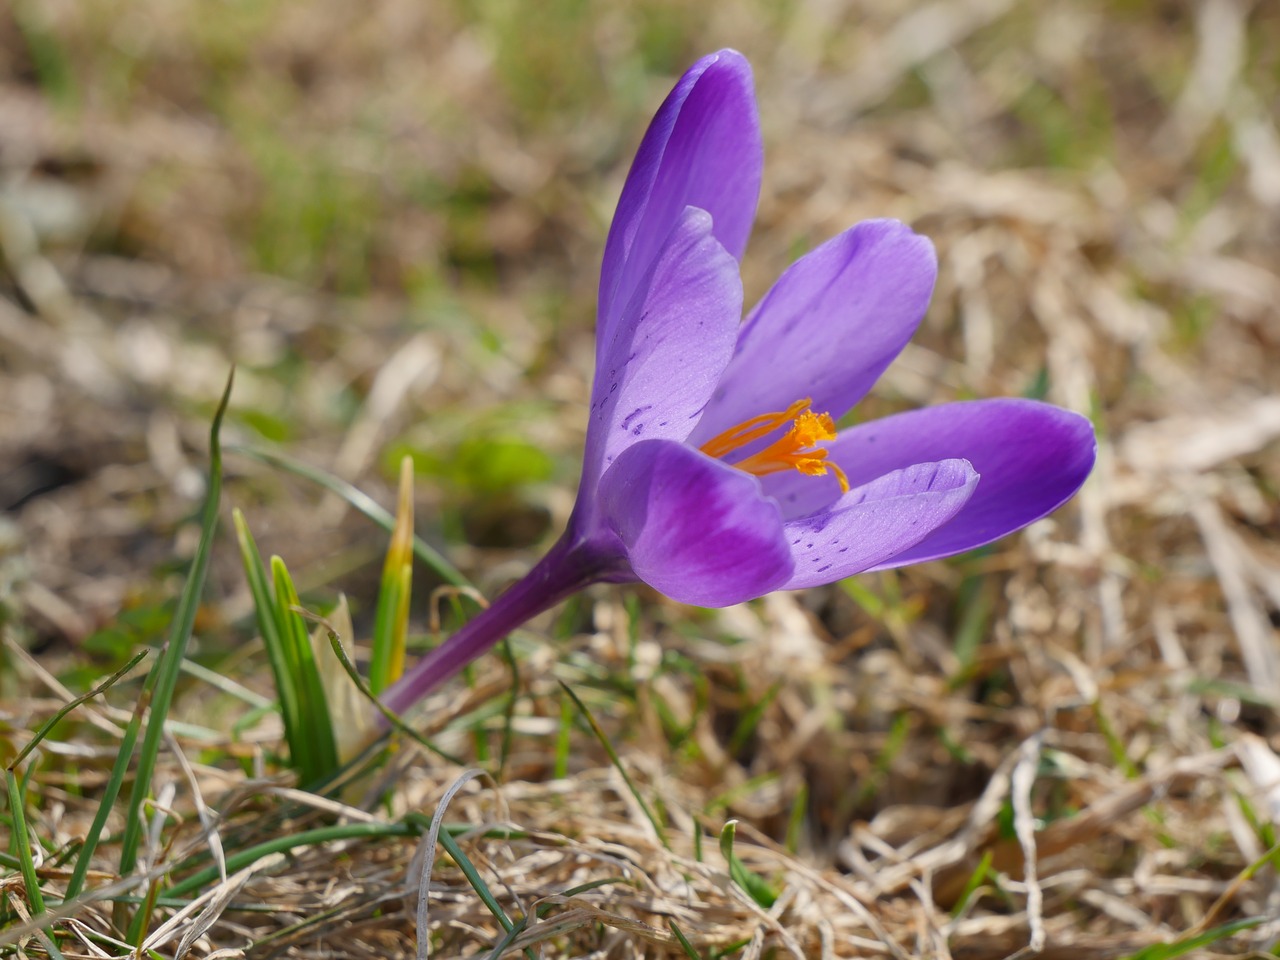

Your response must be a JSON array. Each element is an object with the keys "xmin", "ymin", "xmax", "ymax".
[{"xmin": 699, "ymin": 398, "xmax": 850, "ymax": 493}]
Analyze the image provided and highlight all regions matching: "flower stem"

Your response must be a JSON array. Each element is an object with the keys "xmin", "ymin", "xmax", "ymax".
[{"xmin": 377, "ymin": 535, "xmax": 604, "ymax": 721}]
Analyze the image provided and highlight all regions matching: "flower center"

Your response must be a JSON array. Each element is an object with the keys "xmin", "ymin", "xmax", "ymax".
[{"xmin": 699, "ymin": 398, "xmax": 850, "ymax": 494}]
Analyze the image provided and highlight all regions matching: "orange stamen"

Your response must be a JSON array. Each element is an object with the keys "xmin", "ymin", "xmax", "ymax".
[
  {"xmin": 699, "ymin": 398, "xmax": 850, "ymax": 494},
  {"xmin": 699, "ymin": 398, "xmax": 811, "ymax": 459}
]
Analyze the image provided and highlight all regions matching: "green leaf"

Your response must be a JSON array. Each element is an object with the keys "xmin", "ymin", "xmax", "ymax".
[
  {"xmin": 718, "ymin": 819, "xmax": 778, "ymax": 909},
  {"xmin": 234, "ymin": 511, "xmax": 340, "ymax": 783},
  {"xmin": 271, "ymin": 557, "xmax": 339, "ymax": 784},
  {"xmin": 233, "ymin": 513, "xmax": 303, "ymax": 757}
]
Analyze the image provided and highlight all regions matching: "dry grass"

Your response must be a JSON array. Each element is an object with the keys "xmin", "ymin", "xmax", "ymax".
[{"xmin": 3, "ymin": 0, "xmax": 1280, "ymax": 957}]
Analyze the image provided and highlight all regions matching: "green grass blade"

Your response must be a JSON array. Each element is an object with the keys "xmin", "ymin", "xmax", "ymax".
[
  {"xmin": 668, "ymin": 920, "xmax": 705, "ymax": 960},
  {"xmin": 271, "ymin": 558, "xmax": 339, "ymax": 784},
  {"xmin": 178, "ymin": 657, "xmax": 274, "ymax": 710},
  {"xmin": 437, "ymin": 830, "xmax": 537, "ymax": 960},
  {"xmin": 559, "ymin": 681, "xmax": 668, "ymax": 850},
  {"xmin": 554, "ymin": 694, "xmax": 573, "ymax": 780},
  {"xmin": 234, "ymin": 513, "xmax": 340, "ymax": 782},
  {"xmin": 495, "ymin": 636, "xmax": 521, "ymax": 782},
  {"xmin": 233, "ymin": 511, "xmax": 303, "ymax": 744},
  {"xmin": 163, "ymin": 821, "xmax": 421, "ymax": 899},
  {"xmin": 9, "ymin": 649, "xmax": 146, "ymax": 937},
  {"xmin": 480, "ymin": 880, "xmax": 628, "ymax": 960},
  {"xmin": 306, "ymin": 596, "xmax": 372, "ymax": 764},
  {"xmin": 1093, "ymin": 700, "xmax": 1141, "ymax": 779},
  {"xmin": 1120, "ymin": 917, "xmax": 1264, "ymax": 960},
  {"xmin": 369, "ymin": 455, "xmax": 414, "ymax": 694},
  {"xmin": 5, "ymin": 767, "xmax": 46, "ymax": 915},
  {"xmin": 36, "ymin": 929, "xmax": 67, "ymax": 960},
  {"xmin": 949, "ymin": 566, "xmax": 994, "ymax": 686},
  {"xmin": 784, "ymin": 781, "xmax": 808, "ymax": 855},
  {"xmin": 321, "ymin": 625, "xmax": 463, "ymax": 765},
  {"xmin": 117, "ymin": 368, "xmax": 235, "ymax": 936},
  {"xmin": 368, "ymin": 567, "xmax": 409, "ymax": 694},
  {"xmin": 228, "ymin": 444, "xmax": 469, "ymax": 587},
  {"xmin": 551, "ymin": 877, "xmax": 627, "ymax": 903},
  {"xmin": 950, "ymin": 849, "xmax": 994, "ymax": 917},
  {"xmin": 65, "ymin": 677, "xmax": 151, "ymax": 900},
  {"xmin": 481, "ymin": 918, "xmax": 533, "ymax": 959},
  {"xmin": 718, "ymin": 819, "xmax": 778, "ymax": 909},
  {"xmin": 12, "ymin": 649, "xmax": 148, "ymax": 769}
]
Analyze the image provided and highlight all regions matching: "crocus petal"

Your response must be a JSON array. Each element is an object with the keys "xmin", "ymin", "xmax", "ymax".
[
  {"xmin": 782, "ymin": 460, "xmax": 978, "ymax": 589},
  {"xmin": 598, "ymin": 50, "xmax": 761, "ymax": 360},
  {"xmin": 582, "ymin": 207, "xmax": 743, "ymax": 494},
  {"xmin": 598, "ymin": 439, "xmax": 792, "ymax": 607},
  {"xmin": 689, "ymin": 219, "xmax": 936, "ymax": 445},
  {"xmin": 769, "ymin": 398, "xmax": 1096, "ymax": 564}
]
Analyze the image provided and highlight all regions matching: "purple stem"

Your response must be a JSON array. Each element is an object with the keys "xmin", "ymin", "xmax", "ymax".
[{"xmin": 377, "ymin": 534, "xmax": 615, "ymax": 722}]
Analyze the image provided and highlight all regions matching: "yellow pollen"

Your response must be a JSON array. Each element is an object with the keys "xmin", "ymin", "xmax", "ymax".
[{"xmin": 699, "ymin": 398, "xmax": 850, "ymax": 494}]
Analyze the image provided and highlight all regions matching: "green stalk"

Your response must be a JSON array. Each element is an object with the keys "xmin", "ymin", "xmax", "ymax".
[{"xmin": 119, "ymin": 370, "xmax": 234, "ymax": 942}]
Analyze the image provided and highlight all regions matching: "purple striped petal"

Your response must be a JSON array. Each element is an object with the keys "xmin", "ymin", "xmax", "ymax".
[
  {"xmin": 782, "ymin": 460, "xmax": 978, "ymax": 589},
  {"xmin": 598, "ymin": 50, "xmax": 761, "ymax": 361},
  {"xmin": 768, "ymin": 399, "xmax": 1096, "ymax": 564},
  {"xmin": 598, "ymin": 439, "xmax": 792, "ymax": 607},
  {"xmin": 582, "ymin": 207, "xmax": 743, "ymax": 494},
  {"xmin": 689, "ymin": 219, "xmax": 936, "ymax": 445}
]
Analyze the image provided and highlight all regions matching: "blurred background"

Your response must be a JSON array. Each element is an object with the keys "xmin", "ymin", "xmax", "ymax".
[
  {"xmin": 3, "ymin": 0, "xmax": 1275, "ymax": 644},
  {"xmin": 2, "ymin": 0, "xmax": 1280, "ymax": 953}
]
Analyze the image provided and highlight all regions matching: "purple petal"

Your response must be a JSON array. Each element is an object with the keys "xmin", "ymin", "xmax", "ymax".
[
  {"xmin": 598, "ymin": 50, "xmax": 761, "ymax": 360},
  {"xmin": 770, "ymin": 399, "xmax": 1096, "ymax": 565},
  {"xmin": 581, "ymin": 207, "xmax": 743, "ymax": 494},
  {"xmin": 782, "ymin": 460, "xmax": 978, "ymax": 589},
  {"xmin": 598, "ymin": 439, "xmax": 793, "ymax": 607},
  {"xmin": 689, "ymin": 219, "xmax": 936, "ymax": 445}
]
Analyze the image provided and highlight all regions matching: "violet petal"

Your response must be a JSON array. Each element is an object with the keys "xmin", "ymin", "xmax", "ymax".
[
  {"xmin": 782, "ymin": 459, "xmax": 978, "ymax": 588},
  {"xmin": 598, "ymin": 50, "xmax": 761, "ymax": 361},
  {"xmin": 768, "ymin": 398, "xmax": 1096, "ymax": 563},
  {"xmin": 582, "ymin": 206, "xmax": 743, "ymax": 493},
  {"xmin": 598, "ymin": 439, "xmax": 792, "ymax": 607},
  {"xmin": 690, "ymin": 219, "xmax": 936, "ymax": 445}
]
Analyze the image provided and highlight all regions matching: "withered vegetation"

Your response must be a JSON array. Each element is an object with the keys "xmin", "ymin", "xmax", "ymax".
[{"xmin": 2, "ymin": 1, "xmax": 1279, "ymax": 957}]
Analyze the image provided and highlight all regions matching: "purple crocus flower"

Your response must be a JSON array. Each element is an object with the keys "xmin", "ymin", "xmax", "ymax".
[{"xmin": 380, "ymin": 50, "xmax": 1095, "ymax": 716}]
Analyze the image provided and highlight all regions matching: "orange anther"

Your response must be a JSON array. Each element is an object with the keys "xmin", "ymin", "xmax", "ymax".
[{"xmin": 700, "ymin": 399, "xmax": 850, "ymax": 494}]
